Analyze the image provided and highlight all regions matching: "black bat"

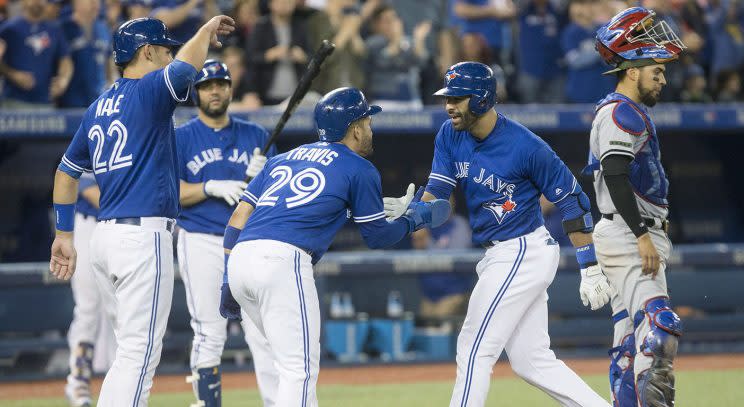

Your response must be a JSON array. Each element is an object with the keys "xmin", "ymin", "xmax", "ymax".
[{"xmin": 246, "ymin": 40, "xmax": 336, "ymax": 181}]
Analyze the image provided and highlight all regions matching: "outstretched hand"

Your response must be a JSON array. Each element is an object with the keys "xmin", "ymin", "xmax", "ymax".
[{"xmin": 50, "ymin": 234, "xmax": 77, "ymax": 281}]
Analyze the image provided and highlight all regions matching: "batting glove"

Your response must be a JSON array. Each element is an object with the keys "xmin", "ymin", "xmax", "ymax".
[
  {"xmin": 204, "ymin": 180, "xmax": 247, "ymax": 206},
  {"xmin": 402, "ymin": 199, "xmax": 451, "ymax": 233},
  {"xmin": 579, "ymin": 264, "xmax": 613, "ymax": 310},
  {"xmin": 383, "ymin": 183, "xmax": 416, "ymax": 220},
  {"xmin": 220, "ymin": 281, "xmax": 242, "ymax": 320},
  {"xmin": 245, "ymin": 147, "xmax": 267, "ymax": 179}
]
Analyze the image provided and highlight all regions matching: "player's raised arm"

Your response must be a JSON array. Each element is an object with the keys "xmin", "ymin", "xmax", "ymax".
[{"xmin": 174, "ymin": 15, "xmax": 235, "ymax": 70}]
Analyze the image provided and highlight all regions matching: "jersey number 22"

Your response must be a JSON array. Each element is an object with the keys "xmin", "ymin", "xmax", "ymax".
[{"xmin": 88, "ymin": 120, "xmax": 133, "ymax": 174}]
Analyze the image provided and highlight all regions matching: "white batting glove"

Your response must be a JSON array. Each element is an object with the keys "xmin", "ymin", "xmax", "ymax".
[
  {"xmin": 383, "ymin": 183, "xmax": 415, "ymax": 220},
  {"xmin": 579, "ymin": 264, "xmax": 613, "ymax": 310},
  {"xmin": 246, "ymin": 147, "xmax": 267, "ymax": 179},
  {"xmin": 204, "ymin": 180, "xmax": 247, "ymax": 206}
]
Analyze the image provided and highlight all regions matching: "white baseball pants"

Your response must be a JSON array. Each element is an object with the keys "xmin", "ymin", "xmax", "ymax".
[
  {"xmin": 450, "ymin": 226, "xmax": 610, "ymax": 407},
  {"xmin": 89, "ymin": 218, "xmax": 174, "ymax": 407},
  {"xmin": 177, "ymin": 229, "xmax": 278, "ymax": 405},
  {"xmin": 229, "ymin": 239, "xmax": 320, "ymax": 407}
]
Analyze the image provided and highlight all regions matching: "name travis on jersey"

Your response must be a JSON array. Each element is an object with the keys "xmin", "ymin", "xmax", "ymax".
[{"xmin": 285, "ymin": 144, "xmax": 338, "ymax": 166}]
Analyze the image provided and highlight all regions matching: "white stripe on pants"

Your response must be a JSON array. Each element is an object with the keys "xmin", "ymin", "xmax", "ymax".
[
  {"xmin": 177, "ymin": 229, "xmax": 279, "ymax": 406},
  {"xmin": 450, "ymin": 226, "xmax": 609, "ymax": 407},
  {"xmin": 229, "ymin": 239, "xmax": 320, "ymax": 407},
  {"xmin": 90, "ymin": 221, "xmax": 174, "ymax": 407}
]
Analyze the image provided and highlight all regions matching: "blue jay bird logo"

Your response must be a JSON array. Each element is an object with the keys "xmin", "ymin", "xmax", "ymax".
[{"xmin": 483, "ymin": 195, "xmax": 517, "ymax": 224}]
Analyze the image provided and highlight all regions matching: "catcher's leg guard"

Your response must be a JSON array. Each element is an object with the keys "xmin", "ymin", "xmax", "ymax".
[
  {"xmin": 609, "ymin": 310, "xmax": 637, "ymax": 407},
  {"xmin": 634, "ymin": 297, "xmax": 682, "ymax": 407},
  {"xmin": 186, "ymin": 365, "xmax": 222, "ymax": 407}
]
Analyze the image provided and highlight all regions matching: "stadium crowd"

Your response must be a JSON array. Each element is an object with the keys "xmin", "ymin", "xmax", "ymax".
[{"xmin": 0, "ymin": 0, "xmax": 743, "ymax": 109}]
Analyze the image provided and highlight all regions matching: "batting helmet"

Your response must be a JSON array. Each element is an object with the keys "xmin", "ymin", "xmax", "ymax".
[
  {"xmin": 314, "ymin": 87, "xmax": 381, "ymax": 142},
  {"xmin": 433, "ymin": 62, "xmax": 497, "ymax": 116},
  {"xmin": 192, "ymin": 59, "xmax": 232, "ymax": 105},
  {"xmin": 596, "ymin": 7, "xmax": 685, "ymax": 75},
  {"xmin": 113, "ymin": 18, "xmax": 181, "ymax": 66}
]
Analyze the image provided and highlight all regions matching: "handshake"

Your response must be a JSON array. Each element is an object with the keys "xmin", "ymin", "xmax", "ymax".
[{"xmin": 383, "ymin": 184, "xmax": 451, "ymax": 233}]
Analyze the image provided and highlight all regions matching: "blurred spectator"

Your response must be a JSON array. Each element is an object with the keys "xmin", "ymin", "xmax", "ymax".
[
  {"xmin": 105, "ymin": 0, "xmax": 123, "ymax": 29},
  {"xmin": 150, "ymin": 0, "xmax": 218, "ymax": 43},
  {"xmin": 121, "ymin": 0, "xmax": 153, "ymax": 20},
  {"xmin": 714, "ymin": 69, "xmax": 741, "ymax": 102},
  {"xmin": 221, "ymin": 45, "xmax": 256, "ymax": 110},
  {"xmin": 364, "ymin": 4, "xmax": 429, "ymax": 110},
  {"xmin": 517, "ymin": 0, "xmax": 564, "ymax": 103},
  {"xmin": 0, "ymin": 0, "xmax": 73, "ymax": 108},
  {"xmin": 245, "ymin": 0, "xmax": 310, "ymax": 107},
  {"xmin": 680, "ymin": 64, "xmax": 713, "ymax": 103},
  {"xmin": 392, "ymin": 0, "xmax": 456, "ymax": 105},
  {"xmin": 58, "ymin": 0, "xmax": 113, "ymax": 108},
  {"xmin": 302, "ymin": 0, "xmax": 366, "ymax": 94},
  {"xmin": 224, "ymin": 0, "xmax": 260, "ymax": 49},
  {"xmin": 412, "ymin": 195, "xmax": 474, "ymax": 321},
  {"xmin": 560, "ymin": 0, "xmax": 615, "ymax": 103},
  {"xmin": 460, "ymin": 32, "xmax": 508, "ymax": 101},
  {"xmin": 453, "ymin": 0, "xmax": 516, "ymax": 66},
  {"xmin": 708, "ymin": 0, "xmax": 744, "ymax": 78}
]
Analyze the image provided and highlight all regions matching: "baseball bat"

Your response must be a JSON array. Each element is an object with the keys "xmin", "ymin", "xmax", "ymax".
[{"xmin": 245, "ymin": 40, "xmax": 336, "ymax": 182}]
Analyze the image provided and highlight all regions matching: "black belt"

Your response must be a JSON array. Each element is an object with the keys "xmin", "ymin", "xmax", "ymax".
[
  {"xmin": 114, "ymin": 217, "xmax": 174, "ymax": 232},
  {"xmin": 481, "ymin": 240, "xmax": 500, "ymax": 249},
  {"xmin": 602, "ymin": 213, "xmax": 669, "ymax": 232}
]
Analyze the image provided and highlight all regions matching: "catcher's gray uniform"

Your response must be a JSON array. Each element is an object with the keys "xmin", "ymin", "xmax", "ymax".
[{"xmin": 587, "ymin": 92, "xmax": 681, "ymax": 406}]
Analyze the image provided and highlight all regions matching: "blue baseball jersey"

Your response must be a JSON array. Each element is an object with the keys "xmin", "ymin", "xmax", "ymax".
[
  {"xmin": 518, "ymin": 2, "xmax": 563, "ymax": 79},
  {"xmin": 425, "ymin": 114, "xmax": 582, "ymax": 245},
  {"xmin": 237, "ymin": 142, "xmax": 386, "ymax": 263},
  {"xmin": 560, "ymin": 23, "xmax": 616, "ymax": 103},
  {"xmin": 58, "ymin": 60, "xmax": 198, "ymax": 220},
  {"xmin": 58, "ymin": 18, "xmax": 111, "ymax": 108},
  {"xmin": 0, "ymin": 17, "xmax": 70, "ymax": 104},
  {"xmin": 76, "ymin": 172, "xmax": 99, "ymax": 218},
  {"xmin": 459, "ymin": 0, "xmax": 506, "ymax": 49},
  {"xmin": 176, "ymin": 117, "xmax": 276, "ymax": 234}
]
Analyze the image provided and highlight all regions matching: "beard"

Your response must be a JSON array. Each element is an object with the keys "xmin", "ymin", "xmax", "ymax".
[
  {"xmin": 358, "ymin": 134, "xmax": 374, "ymax": 157},
  {"xmin": 200, "ymin": 98, "xmax": 229, "ymax": 118},
  {"xmin": 451, "ymin": 109, "xmax": 478, "ymax": 131},
  {"xmin": 638, "ymin": 83, "xmax": 660, "ymax": 107}
]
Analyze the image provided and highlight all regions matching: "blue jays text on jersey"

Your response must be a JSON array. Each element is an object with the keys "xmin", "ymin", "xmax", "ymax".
[
  {"xmin": 0, "ymin": 16, "xmax": 70, "ymax": 103},
  {"xmin": 58, "ymin": 60, "xmax": 198, "ymax": 220},
  {"xmin": 176, "ymin": 117, "xmax": 276, "ymax": 235},
  {"xmin": 425, "ymin": 114, "xmax": 585, "ymax": 245},
  {"xmin": 237, "ymin": 142, "xmax": 386, "ymax": 263}
]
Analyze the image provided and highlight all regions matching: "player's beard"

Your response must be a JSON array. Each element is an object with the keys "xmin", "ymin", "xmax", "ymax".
[
  {"xmin": 359, "ymin": 134, "xmax": 374, "ymax": 157},
  {"xmin": 638, "ymin": 82, "xmax": 660, "ymax": 107},
  {"xmin": 451, "ymin": 109, "xmax": 478, "ymax": 131},
  {"xmin": 201, "ymin": 98, "xmax": 230, "ymax": 118}
]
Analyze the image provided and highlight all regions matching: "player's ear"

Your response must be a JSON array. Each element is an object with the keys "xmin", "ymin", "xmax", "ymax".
[{"xmin": 627, "ymin": 67, "xmax": 640, "ymax": 82}]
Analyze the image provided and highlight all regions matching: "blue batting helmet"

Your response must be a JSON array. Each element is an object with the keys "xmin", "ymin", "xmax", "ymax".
[
  {"xmin": 192, "ymin": 59, "xmax": 232, "ymax": 105},
  {"xmin": 113, "ymin": 18, "xmax": 181, "ymax": 66},
  {"xmin": 596, "ymin": 7, "xmax": 685, "ymax": 75},
  {"xmin": 433, "ymin": 62, "xmax": 497, "ymax": 116},
  {"xmin": 314, "ymin": 87, "xmax": 381, "ymax": 142}
]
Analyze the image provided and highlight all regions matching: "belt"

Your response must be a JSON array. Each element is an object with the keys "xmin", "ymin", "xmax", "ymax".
[
  {"xmin": 105, "ymin": 217, "xmax": 175, "ymax": 232},
  {"xmin": 602, "ymin": 213, "xmax": 669, "ymax": 233},
  {"xmin": 481, "ymin": 240, "xmax": 500, "ymax": 249}
]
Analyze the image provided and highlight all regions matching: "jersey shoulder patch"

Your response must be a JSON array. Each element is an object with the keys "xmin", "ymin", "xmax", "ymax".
[{"xmin": 611, "ymin": 102, "xmax": 646, "ymax": 136}]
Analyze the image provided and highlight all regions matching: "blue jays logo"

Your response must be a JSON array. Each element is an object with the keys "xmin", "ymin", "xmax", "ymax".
[
  {"xmin": 25, "ymin": 32, "xmax": 51, "ymax": 56},
  {"xmin": 482, "ymin": 195, "xmax": 517, "ymax": 224},
  {"xmin": 445, "ymin": 71, "xmax": 459, "ymax": 84},
  {"xmin": 204, "ymin": 64, "xmax": 222, "ymax": 76}
]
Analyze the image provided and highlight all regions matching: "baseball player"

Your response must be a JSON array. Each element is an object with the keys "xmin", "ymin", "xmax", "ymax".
[
  {"xmin": 175, "ymin": 59, "xmax": 278, "ymax": 407},
  {"xmin": 49, "ymin": 15, "xmax": 235, "ymax": 406},
  {"xmin": 221, "ymin": 87, "xmax": 451, "ymax": 407},
  {"xmin": 385, "ymin": 61, "xmax": 613, "ymax": 407},
  {"xmin": 65, "ymin": 173, "xmax": 117, "ymax": 407},
  {"xmin": 590, "ymin": 8, "xmax": 686, "ymax": 407}
]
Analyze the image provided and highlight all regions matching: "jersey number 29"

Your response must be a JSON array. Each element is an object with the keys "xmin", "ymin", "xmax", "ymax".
[
  {"xmin": 88, "ymin": 120, "xmax": 133, "ymax": 174},
  {"xmin": 258, "ymin": 165, "xmax": 326, "ymax": 208}
]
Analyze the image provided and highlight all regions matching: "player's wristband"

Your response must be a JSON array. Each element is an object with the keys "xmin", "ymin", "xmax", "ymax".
[
  {"xmin": 575, "ymin": 243, "xmax": 598, "ymax": 268},
  {"xmin": 224, "ymin": 226, "xmax": 240, "ymax": 250},
  {"xmin": 54, "ymin": 203, "xmax": 75, "ymax": 232}
]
